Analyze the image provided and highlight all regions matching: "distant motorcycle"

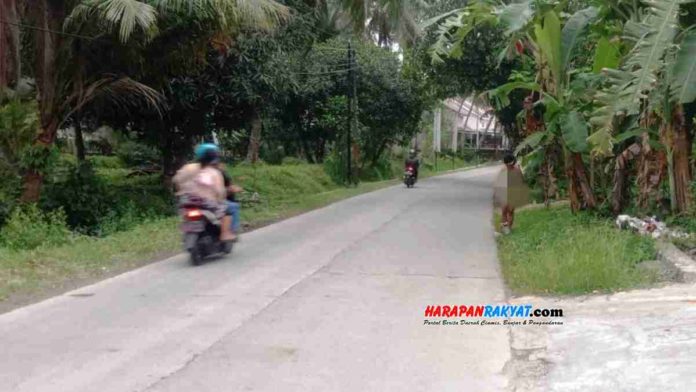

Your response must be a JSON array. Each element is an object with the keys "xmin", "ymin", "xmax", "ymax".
[
  {"xmin": 404, "ymin": 165, "xmax": 417, "ymax": 188},
  {"xmin": 179, "ymin": 196, "xmax": 232, "ymax": 266}
]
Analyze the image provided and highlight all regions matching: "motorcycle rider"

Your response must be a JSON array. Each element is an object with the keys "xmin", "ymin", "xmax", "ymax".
[
  {"xmin": 405, "ymin": 149, "xmax": 420, "ymax": 180},
  {"xmin": 173, "ymin": 143, "xmax": 236, "ymax": 242}
]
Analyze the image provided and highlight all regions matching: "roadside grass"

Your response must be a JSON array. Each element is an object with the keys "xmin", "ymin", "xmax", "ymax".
[
  {"xmin": 496, "ymin": 206, "xmax": 658, "ymax": 295},
  {"xmin": 0, "ymin": 159, "xmax": 480, "ymax": 304},
  {"xmin": 0, "ymin": 217, "xmax": 180, "ymax": 301}
]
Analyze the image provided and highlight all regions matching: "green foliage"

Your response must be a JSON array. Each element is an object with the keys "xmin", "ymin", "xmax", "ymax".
[
  {"xmin": 589, "ymin": 0, "xmax": 692, "ymax": 156},
  {"xmin": 0, "ymin": 99, "xmax": 38, "ymax": 167},
  {"xmin": 0, "ymin": 163, "xmax": 22, "ymax": 227},
  {"xmin": 281, "ymin": 156, "xmax": 306, "ymax": 165},
  {"xmin": 18, "ymin": 144, "xmax": 60, "ymax": 174},
  {"xmin": 592, "ymin": 37, "xmax": 621, "ymax": 73},
  {"xmin": 560, "ymin": 6, "xmax": 599, "ymax": 71},
  {"xmin": 95, "ymin": 201, "xmax": 160, "ymax": 236},
  {"xmin": 260, "ymin": 145, "xmax": 286, "ymax": 165},
  {"xmin": 0, "ymin": 204, "xmax": 72, "ymax": 250},
  {"xmin": 497, "ymin": 206, "xmax": 658, "ymax": 294},
  {"xmin": 562, "ymin": 110, "xmax": 589, "ymax": 153},
  {"xmin": 323, "ymin": 150, "xmax": 347, "ymax": 184},
  {"xmin": 41, "ymin": 163, "xmax": 111, "ymax": 233},
  {"xmin": 116, "ymin": 140, "xmax": 161, "ymax": 166},
  {"xmin": 669, "ymin": 30, "xmax": 696, "ymax": 104},
  {"xmin": 535, "ymin": 11, "xmax": 562, "ymax": 88},
  {"xmin": 88, "ymin": 155, "xmax": 125, "ymax": 169},
  {"xmin": 359, "ymin": 155, "xmax": 398, "ymax": 182}
]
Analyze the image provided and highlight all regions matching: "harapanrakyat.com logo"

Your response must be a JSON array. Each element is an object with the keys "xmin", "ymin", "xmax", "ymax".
[{"xmin": 423, "ymin": 304, "xmax": 564, "ymax": 326}]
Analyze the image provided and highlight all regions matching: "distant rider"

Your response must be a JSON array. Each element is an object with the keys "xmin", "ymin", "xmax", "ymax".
[{"xmin": 405, "ymin": 149, "xmax": 420, "ymax": 180}]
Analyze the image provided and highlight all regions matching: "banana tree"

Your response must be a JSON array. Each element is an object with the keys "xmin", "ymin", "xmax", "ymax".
[
  {"xmin": 431, "ymin": 0, "xmax": 600, "ymax": 210},
  {"xmin": 589, "ymin": 0, "xmax": 696, "ymax": 213}
]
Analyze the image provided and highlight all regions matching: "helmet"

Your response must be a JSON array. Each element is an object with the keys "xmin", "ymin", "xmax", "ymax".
[{"xmin": 194, "ymin": 143, "xmax": 220, "ymax": 165}]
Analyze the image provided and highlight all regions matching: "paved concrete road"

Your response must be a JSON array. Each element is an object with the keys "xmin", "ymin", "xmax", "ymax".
[
  {"xmin": 508, "ymin": 284, "xmax": 696, "ymax": 392},
  {"xmin": 0, "ymin": 166, "xmax": 510, "ymax": 392}
]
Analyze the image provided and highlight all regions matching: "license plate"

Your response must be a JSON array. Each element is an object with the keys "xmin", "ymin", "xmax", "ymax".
[{"xmin": 181, "ymin": 221, "xmax": 204, "ymax": 232}]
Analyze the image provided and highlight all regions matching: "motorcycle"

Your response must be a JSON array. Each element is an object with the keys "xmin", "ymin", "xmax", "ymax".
[
  {"xmin": 404, "ymin": 165, "xmax": 417, "ymax": 188},
  {"xmin": 180, "ymin": 196, "xmax": 232, "ymax": 266}
]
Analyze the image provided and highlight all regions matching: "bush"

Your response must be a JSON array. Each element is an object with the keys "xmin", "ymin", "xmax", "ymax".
[
  {"xmin": 0, "ymin": 204, "xmax": 71, "ymax": 250},
  {"xmin": 116, "ymin": 140, "xmax": 161, "ymax": 167},
  {"xmin": 85, "ymin": 138, "xmax": 113, "ymax": 155},
  {"xmin": 0, "ymin": 162, "xmax": 21, "ymax": 227},
  {"xmin": 95, "ymin": 201, "xmax": 159, "ymax": 236},
  {"xmin": 261, "ymin": 145, "xmax": 285, "ymax": 165},
  {"xmin": 41, "ymin": 163, "xmax": 110, "ymax": 234},
  {"xmin": 323, "ymin": 151, "xmax": 346, "ymax": 184},
  {"xmin": 359, "ymin": 155, "xmax": 397, "ymax": 181},
  {"xmin": 281, "ymin": 156, "xmax": 306, "ymax": 165},
  {"xmin": 88, "ymin": 155, "xmax": 124, "ymax": 169}
]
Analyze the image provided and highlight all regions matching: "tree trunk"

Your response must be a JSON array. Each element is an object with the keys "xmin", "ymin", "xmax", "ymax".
[
  {"xmin": 246, "ymin": 108, "xmax": 262, "ymax": 163},
  {"xmin": 0, "ymin": 0, "xmax": 21, "ymax": 90},
  {"xmin": 571, "ymin": 152, "xmax": 597, "ymax": 209},
  {"xmin": 611, "ymin": 143, "xmax": 642, "ymax": 214},
  {"xmin": 564, "ymin": 148, "xmax": 580, "ymax": 212},
  {"xmin": 21, "ymin": 0, "xmax": 64, "ymax": 202},
  {"xmin": 671, "ymin": 105, "xmax": 692, "ymax": 213},
  {"xmin": 74, "ymin": 115, "xmax": 86, "ymax": 162}
]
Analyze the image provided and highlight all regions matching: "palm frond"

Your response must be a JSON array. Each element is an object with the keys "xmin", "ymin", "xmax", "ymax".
[
  {"xmin": 63, "ymin": 76, "xmax": 165, "ymax": 123},
  {"xmin": 429, "ymin": 2, "xmax": 497, "ymax": 64},
  {"xmin": 227, "ymin": 0, "xmax": 290, "ymax": 31},
  {"xmin": 152, "ymin": 0, "xmax": 289, "ymax": 31},
  {"xmin": 66, "ymin": 0, "xmax": 159, "ymax": 42}
]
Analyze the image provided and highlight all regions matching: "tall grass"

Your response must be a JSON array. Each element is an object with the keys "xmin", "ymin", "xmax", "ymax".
[{"xmin": 497, "ymin": 207, "xmax": 657, "ymax": 295}]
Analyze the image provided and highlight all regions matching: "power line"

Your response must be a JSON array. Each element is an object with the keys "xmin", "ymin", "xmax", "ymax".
[
  {"xmin": 0, "ymin": 20, "xmax": 99, "ymax": 41},
  {"xmin": 291, "ymin": 67, "xmax": 360, "ymax": 76}
]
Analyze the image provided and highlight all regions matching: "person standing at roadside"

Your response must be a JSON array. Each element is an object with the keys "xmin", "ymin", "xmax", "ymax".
[{"xmin": 493, "ymin": 153, "xmax": 529, "ymax": 234}]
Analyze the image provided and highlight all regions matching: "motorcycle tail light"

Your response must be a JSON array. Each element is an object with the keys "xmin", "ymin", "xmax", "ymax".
[{"xmin": 185, "ymin": 209, "xmax": 203, "ymax": 221}]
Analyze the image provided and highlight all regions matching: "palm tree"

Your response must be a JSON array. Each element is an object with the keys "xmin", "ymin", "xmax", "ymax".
[
  {"xmin": 339, "ymin": 0, "xmax": 428, "ymax": 46},
  {"xmin": 0, "ymin": 0, "xmax": 21, "ymax": 92},
  {"xmin": 20, "ymin": 0, "xmax": 289, "ymax": 201}
]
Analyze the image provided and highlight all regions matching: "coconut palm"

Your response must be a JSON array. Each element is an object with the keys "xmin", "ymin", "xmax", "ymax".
[
  {"xmin": 0, "ymin": 0, "xmax": 21, "ymax": 91},
  {"xmin": 20, "ymin": 0, "xmax": 289, "ymax": 201},
  {"xmin": 339, "ymin": 0, "xmax": 429, "ymax": 46}
]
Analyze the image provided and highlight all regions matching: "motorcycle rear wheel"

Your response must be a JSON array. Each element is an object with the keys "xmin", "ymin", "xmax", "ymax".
[{"xmin": 190, "ymin": 246, "xmax": 204, "ymax": 266}]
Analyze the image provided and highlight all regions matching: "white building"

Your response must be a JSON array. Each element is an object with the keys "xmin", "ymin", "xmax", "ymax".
[{"xmin": 430, "ymin": 97, "xmax": 508, "ymax": 152}]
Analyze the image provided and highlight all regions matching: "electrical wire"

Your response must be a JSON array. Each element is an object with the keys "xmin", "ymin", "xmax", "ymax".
[
  {"xmin": 291, "ymin": 67, "xmax": 360, "ymax": 76},
  {"xmin": 0, "ymin": 19, "xmax": 99, "ymax": 41}
]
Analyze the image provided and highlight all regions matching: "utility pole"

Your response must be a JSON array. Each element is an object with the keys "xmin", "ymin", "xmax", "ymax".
[
  {"xmin": 346, "ymin": 40, "xmax": 357, "ymax": 185},
  {"xmin": 433, "ymin": 106, "xmax": 441, "ymax": 171}
]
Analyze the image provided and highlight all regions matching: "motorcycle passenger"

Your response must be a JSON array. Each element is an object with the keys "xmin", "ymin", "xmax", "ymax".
[
  {"xmin": 173, "ymin": 143, "xmax": 236, "ymax": 242},
  {"xmin": 218, "ymin": 163, "xmax": 243, "ymax": 236},
  {"xmin": 405, "ymin": 149, "xmax": 420, "ymax": 180}
]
